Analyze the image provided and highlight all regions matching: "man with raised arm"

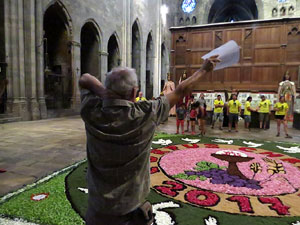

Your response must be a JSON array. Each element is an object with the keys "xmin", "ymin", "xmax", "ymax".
[{"xmin": 79, "ymin": 56, "xmax": 219, "ymax": 225}]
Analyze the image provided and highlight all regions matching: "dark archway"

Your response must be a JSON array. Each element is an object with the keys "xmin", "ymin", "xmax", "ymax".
[
  {"xmin": 43, "ymin": 2, "xmax": 73, "ymax": 110},
  {"xmin": 81, "ymin": 21, "xmax": 100, "ymax": 78},
  {"xmin": 208, "ymin": 0, "xmax": 258, "ymax": 23},
  {"xmin": 146, "ymin": 33, "xmax": 154, "ymax": 100},
  {"xmin": 132, "ymin": 20, "xmax": 141, "ymax": 88},
  {"xmin": 0, "ymin": 0, "xmax": 7, "ymax": 114},
  {"xmin": 107, "ymin": 34, "xmax": 120, "ymax": 72}
]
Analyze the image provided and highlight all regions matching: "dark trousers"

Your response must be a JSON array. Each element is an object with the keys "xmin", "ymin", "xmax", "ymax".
[{"xmin": 85, "ymin": 202, "xmax": 153, "ymax": 225}]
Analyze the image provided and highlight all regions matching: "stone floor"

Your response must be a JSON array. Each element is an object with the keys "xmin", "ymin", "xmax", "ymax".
[{"xmin": 1, "ymin": 116, "xmax": 300, "ymax": 197}]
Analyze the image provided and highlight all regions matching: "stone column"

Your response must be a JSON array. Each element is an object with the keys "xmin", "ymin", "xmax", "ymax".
[
  {"xmin": 35, "ymin": 0, "xmax": 47, "ymax": 119},
  {"xmin": 100, "ymin": 51, "xmax": 108, "ymax": 83},
  {"xmin": 97, "ymin": 49, "xmax": 102, "ymax": 81},
  {"xmin": 153, "ymin": 0, "xmax": 162, "ymax": 97},
  {"xmin": 10, "ymin": 0, "xmax": 20, "ymax": 116},
  {"xmin": 122, "ymin": 0, "xmax": 131, "ymax": 67},
  {"xmin": 24, "ymin": 0, "xmax": 40, "ymax": 120},
  {"xmin": 140, "ymin": 48, "xmax": 146, "ymax": 95},
  {"xmin": 17, "ymin": 0, "xmax": 28, "ymax": 120},
  {"xmin": 127, "ymin": 0, "xmax": 132, "ymax": 67},
  {"xmin": 71, "ymin": 40, "xmax": 81, "ymax": 112},
  {"xmin": 4, "ymin": 0, "xmax": 13, "ymax": 113},
  {"xmin": 8, "ymin": 0, "xmax": 26, "ymax": 118}
]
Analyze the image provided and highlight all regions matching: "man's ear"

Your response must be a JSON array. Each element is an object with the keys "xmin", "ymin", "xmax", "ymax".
[{"xmin": 131, "ymin": 87, "xmax": 138, "ymax": 102}]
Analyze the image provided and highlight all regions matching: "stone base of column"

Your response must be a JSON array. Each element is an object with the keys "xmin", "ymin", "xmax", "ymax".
[
  {"xmin": 5, "ymin": 99, "xmax": 13, "ymax": 114},
  {"xmin": 30, "ymin": 99, "xmax": 40, "ymax": 120},
  {"xmin": 71, "ymin": 97, "xmax": 81, "ymax": 113},
  {"xmin": 38, "ymin": 97, "xmax": 47, "ymax": 119},
  {"xmin": 12, "ymin": 99, "xmax": 28, "ymax": 121}
]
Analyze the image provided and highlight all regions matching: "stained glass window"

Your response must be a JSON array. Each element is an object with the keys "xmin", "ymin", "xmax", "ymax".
[{"xmin": 181, "ymin": 0, "xmax": 197, "ymax": 13}]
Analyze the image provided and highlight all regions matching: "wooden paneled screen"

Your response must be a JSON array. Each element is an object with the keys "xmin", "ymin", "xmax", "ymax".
[{"xmin": 170, "ymin": 18, "xmax": 300, "ymax": 92}]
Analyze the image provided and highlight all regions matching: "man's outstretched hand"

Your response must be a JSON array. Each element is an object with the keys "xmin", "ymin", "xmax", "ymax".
[{"xmin": 201, "ymin": 55, "xmax": 220, "ymax": 72}]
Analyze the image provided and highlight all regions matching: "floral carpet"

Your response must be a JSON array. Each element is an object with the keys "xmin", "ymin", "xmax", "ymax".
[{"xmin": 1, "ymin": 134, "xmax": 300, "ymax": 225}]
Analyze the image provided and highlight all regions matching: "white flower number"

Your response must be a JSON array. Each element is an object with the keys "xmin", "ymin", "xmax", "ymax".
[
  {"xmin": 243, "ymin": 141, "xmax": 263, "ymax": 148},
  {"xmin": 277, "ymin": 145, "xmax": 300, "ymax": 154},
  {"xmin": 78, "ymin": 187, "xmax": 88, "ymax": 194},
  {"xmin": 152, "ymin": 139, "xmax": 172, "ymax": 146},
  {"xmin": 212, "ymin": 139, "xmax": 233, "ymax": 145},
  {"xmin": 152, "ymin": 201, "xmax": 180, "ymax": 225},
  {"xmin": 204, "ymin": 216, "xmax": 218, "ymax": 225},
  {"xmin": 32, "ymin": 194, "xmax": 46, "ymax": 201},
  {"xmin": 182, "ymin": 138, "xmax": 200, "ymax": 144},
  {"xmin": 292, "ymin": 221, "xmax": 300, "ymax": 225}
]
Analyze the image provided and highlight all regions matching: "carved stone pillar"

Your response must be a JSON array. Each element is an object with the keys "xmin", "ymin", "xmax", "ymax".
[
  {"xmin": 8, "ymin": 0, "xmax": 27, "ymax": 119},
  {"xmin": 100, "ymin": 51, "xmax": 108, "ymax": 83},
  {"xmin": 35, "ymin": 0, "xmax": 47, "ymax": 119},
  {"xmin": 71, "ymin": 40, "xmax": 81, "ymax": 112},
  {"xmin": 154, "ymin": 0, "xmax": 162, "ymax": 97},
  {"xmin": 17, "ymin": 0, "xmax": 27, "ymax": 120},
  {"xmin": 4, "ymin": 0, "xmax": 13, "ymax": 113},
  {"xmin": 140, "ymin": 49, "xmax": 146, "ymax": 95},
  {"xmin": 24, "ymin": 0, "xmax": 40, "ymax": 120}
]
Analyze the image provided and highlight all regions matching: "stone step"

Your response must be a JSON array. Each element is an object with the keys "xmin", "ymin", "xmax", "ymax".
[
  {"xmin": 47, "ymin": 109, "xmax": 79, "ymax": 119},
  {"xmin": 0, "ymin": 116, "xmax": 21, "ymax": 124},
  {"xmin": 0, "ymin": 113, "xmax": 14, "ymax": 119}
]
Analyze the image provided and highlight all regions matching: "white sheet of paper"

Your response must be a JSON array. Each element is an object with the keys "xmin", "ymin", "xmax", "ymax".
[{"xmin": 202, "ymin": 40, "xmax": 240, "ymax": 71}]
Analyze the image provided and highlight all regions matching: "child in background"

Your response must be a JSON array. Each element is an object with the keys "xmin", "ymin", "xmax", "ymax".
[
  {"xmin": 176, "ymin": 104, "xmax": 186, "ymax": 134},
  {"xmin": 197, "ymin": 93, "xmax": 207, "ymax": 136},
  {"xmin": 185, "ymin": 95, "xmax": 195, "ymax": 132},
  {"xmin": 190, "ymin": 103, "xmax": 198, "ymax": 135},
  {"xmin": 274, "ymin": 96, "xmax": 292, "ymax": 138}
]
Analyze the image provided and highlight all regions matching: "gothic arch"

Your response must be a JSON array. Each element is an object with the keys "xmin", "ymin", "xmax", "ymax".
[
  {"xmin": 80, "ymin": 20, "xmax": 101, "ymax": 78},
  {"xmin": 146, "ymin": 32, "xmax": 154, "ymax": 99},
  {"xmin": 132, "ymin": 18, "xmax": 143, "ymax": 47},
  {"xmin": 43, "ymin": 1, "xmax": 74, "ymax": 110},
  {"xmin": 132, "ymin": 19, "xmax": 142, "ymax": 87},
  {"xmin": 107, "ymin": 32, "xmax": 121, "ymax": 72},
  {"xmin": 81, "ymin": 19, "xmax": 102, "ymax": 43},
  {"xmin": 207, "ymin": 0, "xmax": 258, "ymax": 23},
  {"xmin": 44, "ymin": 0, "xmax": 73, "ymax": 36}
]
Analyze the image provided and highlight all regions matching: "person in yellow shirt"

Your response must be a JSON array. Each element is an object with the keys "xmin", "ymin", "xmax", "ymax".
[
  {"xmin": 274, "ymin": 96, "xmax": 292, "ymax": 138},
  {"xmin": 135, "ymin": 91, "xmax": 147, "ymax": 102},
  {"xmin": 258, "ymin": 95, "xmax": 271, "ymax": 130},
  {"xmin": 212, "ymin": 95, "xmax": 224, "ymax": 130},
  {"xmin": 227, "ymin": 94, "xmax": 241, "ymax": 132},
  {"xmin": 244, "ymin": 96, "xmax": 256, "ymax": 130}
]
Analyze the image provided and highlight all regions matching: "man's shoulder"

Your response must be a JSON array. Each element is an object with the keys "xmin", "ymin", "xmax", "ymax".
[{"xmin": 135, "ymin": 96, "xmax": 169, "ymax": 110}]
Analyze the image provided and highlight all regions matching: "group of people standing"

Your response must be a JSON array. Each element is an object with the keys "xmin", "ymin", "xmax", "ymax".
[{"xmin": 174, "ymin": 93, "xmax": 292, "ymax": 138}]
